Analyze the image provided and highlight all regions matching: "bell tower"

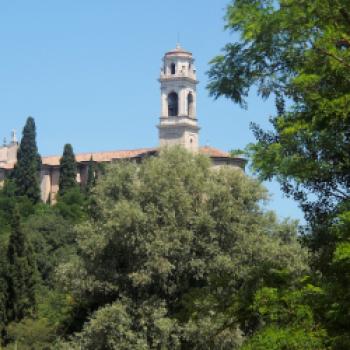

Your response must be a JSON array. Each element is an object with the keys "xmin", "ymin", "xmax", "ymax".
[{"xmin": 157, "ymin": 44, "xmax": 200, "ymax": 152}]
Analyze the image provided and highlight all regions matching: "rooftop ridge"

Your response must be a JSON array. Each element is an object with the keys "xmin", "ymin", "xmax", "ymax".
[
  {"xmin": 41, "ymin": 147, "xmax": 157, "ymax": 160},
  {"xmin": 1, "ymin": 146, "xmax": 240, "ymax": 170}
]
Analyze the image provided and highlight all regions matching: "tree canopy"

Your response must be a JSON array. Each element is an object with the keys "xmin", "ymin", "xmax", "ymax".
[
  {"xmin": 12, "ymin": 117, "xmax": 42, "ymax": 204},
  {"xmin": 58, "ymin": 143, "xmax": 78, "ymax": 197},
  {"xmin": 207, "ymin": 0, "xmax": 350, "ymax": 347},
  {"xmin": 6, "ymin": 208, "xmax": 36, "ymax": 323},
  {"xmin": 208, "ymin": 0, "xmax": 350, "ymax": 221},
  {"xmin": 57, "ymin": 148, "xmax": 308, "ymax": 349}
]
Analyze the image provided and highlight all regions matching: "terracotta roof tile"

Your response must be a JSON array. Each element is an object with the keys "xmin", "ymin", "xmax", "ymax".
[
  {"xmin": 42, "ymin": 147, "xmax": 157, "ymax": 166},
  {"xmin": 0, "ymin": 146, "xmax": 238, "ymax": 170},
  {"xmin": 199, "ymin": 146, "xmax": 230, "ymax": 158}
]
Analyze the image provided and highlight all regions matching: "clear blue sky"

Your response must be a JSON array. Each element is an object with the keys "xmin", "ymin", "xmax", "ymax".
[{"xmin": 0, "ymin": 0, "xmax": 304, "ymax": 222}]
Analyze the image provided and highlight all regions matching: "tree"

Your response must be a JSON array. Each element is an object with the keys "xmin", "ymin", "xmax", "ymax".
[
  {"xmin": 55, "ymin": 187, "xmax": 87, "ymax": 223},
  {"xmin": 0, "ymin": 251, "xmax": 8, "ymax": 343},
  {"xmin": 57, "ymin": 148, "xmax": 308, "ymax": 349},
  {"xmin": 55, "ymin": 145, "xmax": 87, "ymax": 223},
  {"xmin": 322, "ymin": 209, "xmax": 350, "ymax": 349},
  {"xmin": 23, "ymin": 208, "xmax": 76, "ymax": 285},
  {"xmin": 85, "ymin": 155, "xmax": 96, "ymax": 194},
  {"xmin": 4, "ymin": 288, "xmax": 75, "ymax": 350},
  {"xmin": 12, "ymin": 117, "xmax": 42, "ymax": 204},
  {"xmin": 207, "ymin": 0, "xmax": 350, "ymax": 347},
  {"xmin": 208, "ymin": 0, "xmax": 350, "ymax": 220},
  {"xmin": 240, "ymin": 279, "xmax": 327, "ymax": 350},
  {"xmin": 58, "ymin": 144, "xmax": 78, "ymax": 196},
  {"xmin": 6, "ymin": 208, "xmax": 36, "ymax": 322}
]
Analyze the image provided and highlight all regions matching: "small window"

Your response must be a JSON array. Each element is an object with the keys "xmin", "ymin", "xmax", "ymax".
[{"xmin": 171, "ymin": 63, "xmax": 176, "ymax": 75}]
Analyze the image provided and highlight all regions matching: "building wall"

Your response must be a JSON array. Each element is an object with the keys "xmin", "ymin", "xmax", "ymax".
[
  {"xmin": 50, "ymin": 168, "xmax": 60, "ymax": 203},
  {"xmin": 7, "ymin": 144, "xmax": 18, "ymax": 163},
  {"xmin": 159, "ymin": 123, "xmax": 199, "ymax": 151},
  {"xmin": 211, "ymin": 157, "xmax": 246, "ymax": 171},
  {"xmin": 79, "ymin": 164, "xmax": 89, "ymax": 186},
  {"xmin": 40, "ymin": 168, "xmax": 51, "ymax": 203},
  {"xmin": 39, "ymin": 163, "xmax": 90, "ymax": 203},
  {"xmin": 0, "ymin": 143, "xmax": 18, "ymax": 165},
  {"xmin": 0, "ymin": 147, "xmax": 7, "ymax": 163}
]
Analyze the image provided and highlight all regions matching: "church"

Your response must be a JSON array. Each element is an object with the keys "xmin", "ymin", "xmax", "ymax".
[{"xmin": 0, "ymin": 45, "xmax": 245, "ymax": 203}]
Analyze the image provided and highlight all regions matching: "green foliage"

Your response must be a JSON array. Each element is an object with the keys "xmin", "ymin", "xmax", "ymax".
[
  {"xmin": 319, "ymin": 209, "xmax": 350, "ymax": 349},
  {"xmin": 241, "ymin": 326, "xmax": 327, "ymax": 350},
  {"xmin": 56, "ymin": 144, "xmax": 87, "ymax": 223},
  {"xmin": 85, "ymin": 156, "xmax": 97, "ymax": 194},
  {"xmin": 6, "ymin": 318, "xmax": 57, "ymax": 350},
  {"xmin": 0, "ymin": 251, "xmax": 8, "ymax": 341},
  {"xmin": 57, "ymin": 148, "xmax": 307, "ymax": 349},
  {"xmin": 229, "ymin": 148, "xmax": 246, "ymax": 157},
  {"xmin": 2, "ymin": 203, "xmax": 79, "ymax": 348},
  {"xmin": 62, "ymin": 299, "xmax": 180, "ymax": 350},
  {"xmin": 12, "ymin": 117, "xmax": 42, "ymax": 204},
  {"xmin": 240, "ymin": 278, "xmax": 328, "ymax": 349},
  {"xmin": 208, "ymin": 0, "xmax": 350, "ymax": 222},
  {"xmin": 208, "ymin": 1, "xmax": 350, "ymax": 346},
  {"xmin": 23, "ymin": 208, "xmax": 76, "ymax": 285},
  {"xmin": 6, "ymin": 208, "xmax": 37, "ymax": 323},
  {"xmin": 0, "ymin": 181, "xmax": 36, "ymax": 250},
  {"xmin": 55, "ymin": 187, "xmax": 87, "ymax": 223},
  {"xmin": 58, "ymin": 143, "xmax": 78, "ymax": 196},
  {"xmin": 5, "ymin": 288, "xmax": 75, "ymax": 350},
  {"xmin": 0, "ymin": 184, "xmax": 36, "ymax": 345}
]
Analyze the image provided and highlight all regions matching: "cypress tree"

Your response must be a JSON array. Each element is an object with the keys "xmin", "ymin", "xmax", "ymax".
[
  {"xmin": 12, "ymin": 117, "xmax": 42, "ymax": 204},
  {"xmin": 85, "ymin": 155, "xmax": 96, "ymax": 194},
  {"xmin": 58, "ymin": 143, "xmax": 77, "ymax": 196},
  {"xmin": 6, "ymin": 207, "xmax": 36, "ymax": 322},
  {"xmin": 0, "ymin": 252, "xmax": 8, "ymax": 341}
]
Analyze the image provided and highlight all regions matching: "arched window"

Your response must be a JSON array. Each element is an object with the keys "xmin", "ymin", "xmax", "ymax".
[
  {"xmin": 171, "ymin": 63, "xmax": 176, "ymax": 75},
  {"xmin": 187, "ymin": 92, "xmax": 194, "ymax": 116},
  {"xmin": 168, "ymin": 92, "xmax": 178, "ymax": 116}
]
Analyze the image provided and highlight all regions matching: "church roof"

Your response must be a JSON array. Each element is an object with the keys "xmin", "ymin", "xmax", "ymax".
[
  {"xmin": 0, "ymin": 146, "xmax": 242, "ymax": 169},
  {"xmin": 41, "ymin": 146, "xmax": 234, "ymax": 166},
  {"xmin": 200, "ymin": 146, "xmax": 230, "ymax": 158},
  {"xmin": 42, "ymin": 147, "xmax": 157, "ymax": 166},
  {"xmin": 165, "ymin": 43, "xmax": 192, "ymax": 57}
]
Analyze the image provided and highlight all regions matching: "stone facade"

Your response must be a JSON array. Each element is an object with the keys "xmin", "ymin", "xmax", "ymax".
[
  {"xmin": 0, "ymin": 132, "xmax": 18, "ymax": 189},
  {"xmin": 0, "ymin": 45, "xmax": 246, "ymax": 203},
  {"xmin": 158, "ymin": 44, "xmax": 199, "ymax": 152}
]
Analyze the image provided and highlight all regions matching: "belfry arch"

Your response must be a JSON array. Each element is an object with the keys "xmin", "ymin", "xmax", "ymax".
[
  {"xmin": 168, "ymin": 92, "xmax": 178, "ymax": 116},
  {"xmin": 187, "ymin": 92, "xmax": 194, "ymax": 117},
  {"xmin": 170, "ymin": 62, "xmax": 176, "ymax": 74}
]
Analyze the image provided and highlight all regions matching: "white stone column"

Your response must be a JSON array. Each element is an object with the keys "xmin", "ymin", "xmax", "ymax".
[
  {"xmin": 161, "ymin": 90, "xmax": 168, "ymax": 116},
  {"xmin": 179, "ymin": 88, "xmax": 186, "ymax": 116},
  {"xmin": 192, "ymin": 91, "xmax": 197, "ymax": 118}
]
